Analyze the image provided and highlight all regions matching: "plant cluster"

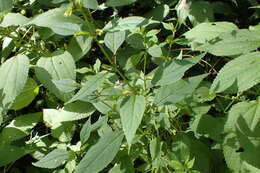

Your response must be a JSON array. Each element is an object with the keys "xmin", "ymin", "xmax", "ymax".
[{"xmin": 0, "ymin": 0, "xmax": 260, "ymax": 172}]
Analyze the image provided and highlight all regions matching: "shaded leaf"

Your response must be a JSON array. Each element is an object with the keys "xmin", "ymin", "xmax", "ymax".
[
  {"xmin": 75, "ymin": 131, "xmax": 124, "ymax": 173},
  {"xmin": 210, "ymin": 52, "xmax": 260, "ymax": 93},
  {"xmin": 104, "ymin": 31, "xmax": 126, "ymax": 54},
  {"xmin": 154, "ymin": 74, "xmax": 207, "ymax": 106},
  {"xmin": 152, "ymin": 54, "xmax": 204, "ymax": 86}
]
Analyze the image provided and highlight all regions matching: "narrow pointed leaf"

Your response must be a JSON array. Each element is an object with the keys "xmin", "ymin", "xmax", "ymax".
[
  {"xmin": 120, "ymin": 95, "xmax": 145, "ymax": 146},
  {"xmin": 75, "ymin": 131, "xmax": 124, "ymax": 173}
]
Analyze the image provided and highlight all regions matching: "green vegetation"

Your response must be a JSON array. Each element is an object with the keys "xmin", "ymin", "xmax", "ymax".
[{"xmin": 0, "ymin": 0, "xmax": 260, "ymax": 172}]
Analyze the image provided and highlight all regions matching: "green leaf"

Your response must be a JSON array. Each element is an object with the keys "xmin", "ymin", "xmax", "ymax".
[
  {"xmin": 67, "ymin": 72, "xmax": 107, "ymax": 103},
  {"xmin": 0, "ymin": 13, "xmax": 30, "ymax": 27},
  {"xmin": 126, "ymin": 33, "xmax": 145, "ymax": 50},
  {"xmin": 154, "ymin": 74, "xmax": 207, "ymax": 106},
  {"xmin": 103, "ymin": 17, "xmax": 159, "ymax": 32},
  {"xmin": 35, "ymin": 51, "xmax": 76, "ymax": 101},
  {"xmin": 83, "ymin": 0, "xmax": 99, "ymax": 10},
  {"xmin": 148, "ymin": 44, "xmax": 162, "ymax": 58},
  {"xmin": 75, "ymin": 131, "xmax": 124, "ymax": 173},
  {"xmin": 210, "ymin": 52, "xmax": 260, "ymax": 93},
  {"xmin": 0, "ymin": 0, "xmax": 13, "ymax": 12},
  {"xmin": 80, "ymin": 119, "xmax": 92, "ymax": 145},
  {"xmin": 144, "ymin": 4, "xmax": 170, "ymax": 21},
  {"xmin": 52, "ymin": 79, "xmax": 78, "ymax": 93},
  {"xmin": 43, "ymin": 101, "xmax": 95, "ymax": 127},
  {"xmin": 104, "ymin": 31, "xmax": 126, "ymax": 54},
  {"xmin": 0, "ymin": 54, "xmax": 29, "ymax": 109},
  {"xmin": 0, "ymin": 145, "xmax": 27, "ymax": 167},
  {"xmin": 150, "ymin": 138, "xmax": 162, "ymax": 169},
  {"xmin": 33, "ymin": 149, "xmax": 69, "ymax": 169},
  {"xmin": 224, "ymin": 99, "xmax": 260, "ymax": 133},
  {"xmin": 184, "ymin": 22, "xmax": 238, "ymax": 45},
  {"xmin": 152, "ymin": 54, "xmax": 204, "ymax": 86},
  {"xmin": 67, "ymin": 36, "xmax": 93, "ymax": 61},
  {"xmin": 27, "ymin": 7, "xmax": 83, "ymax": 36},
  {"xmin": 190, "ymin": 114, "xmax": 224, "ymax": 142},
  {"xmin": 106, "ymin": 0, "xmax": 136, "ymax": 7},
  {"xmin": 119, "ymin": 95, "xmax": 145, "ymax": 146},
  {"xmin": 223, "ymin": 99, "xmax": 260, "ymax": 172},
  {"xmin": 11, "ymin": 78, "xmax": 39, "ymax": 110},
  {"xmin": 188, "ymin": 1, "xmax": 214, "ymax": 25},
  {"xmin": 197, "ymin": 29, "xmax": 260, "ymax": 56},
  {"xmin": 51, "ymin": 121, "xmax": 76, "ymax": 142},
  {"xmin": 0, "ymin": 112, "xmax": 42, "ymax": 145}
]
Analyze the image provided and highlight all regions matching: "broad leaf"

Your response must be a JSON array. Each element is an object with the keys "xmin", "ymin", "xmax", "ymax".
[
  {"xmin": 120, "ymin": 95, "xmax": 145, "ymax": 146},
  {"xmin": 210, "ymin": 52, "xmax": 260, "ymax": 93},
  {"xmin": 0, "ymin": 145, "xmax": 27, "ymax": 167},
  {"xmin": 154, "ymin": 74, "xmax": 207, "ymax": 106},
  {"xmin": 152, "ymin": 54, "xmax": 205, "ymax": 86},
  {"xmin": 33, "ymin": 149, "xmax": 69, "ymax": 169},
  {"xmin": 104, "ymin": 31, "xmax": 126, "ymax": 54},
  {"xmin": 0, "ymin": 112, "xmax": 42, "ymax": 145},
  {"xmin": 148, "ymin": 44, "xmax": 162, "ymax": 58},
  {"xmin": 106, "ymin": 0, "xmax": 136, "ymax": 7},
  {"xmin": 11, "ymin": 78, "xmax": 39, "ymax": 110},
  {"xmin": 103, "ymin": 17, "xmax": 159, "ymax": 32},
  {"xmin": 75, "ymin": 131, "xmax": 124, "ymax": 173},
  {"xmin": 184, "ymin": 22, "xmax": 238, "ymax": 45},
  {"xmin": 197, "ymin": 29, "xmax": 260, "ymax": 56},
  {"xmin": 224, "ymin": 99, "xmax": 260, "ymax": 133},
  {"xmin": 27, "ymin": 7, "xmax": 83, "ymax": 36},
  {"xmin": 0, "ymin": 54, "xmax": 29, "ymax": 109},
  {"xmin": 35, "ymin": 51, "xmax": 76, "ymax": 101},
  {"xmin": 67, "ymin": 72, "xmax": 107, "ymax": 103}
]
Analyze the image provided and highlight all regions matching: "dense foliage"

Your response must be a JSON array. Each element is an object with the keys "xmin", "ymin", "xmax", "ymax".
[{"xmin": 0, "ymin": 0, "xmax": 260, "ymax": 172}]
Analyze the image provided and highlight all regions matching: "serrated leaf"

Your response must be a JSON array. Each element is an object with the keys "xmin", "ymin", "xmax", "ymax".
[
  {"xmin": 0, "ymin": 145, "xmax": 27, "ymax": 167},
  {"xmin": 154, "ymin": 74, "xmax": 207, "ymax": 106},
  {"xmin": 103, "ymin": 17, "xmax": 159, "ymax": 32},
  {"xmin": 35, "ymin": 51, "xmax": 76, "ymax": 101},
  {"xmin": 33, "ymin": 149, "xmax": 69, "ymax": 169},
  {"xmin": 11, "ymin": 78, "xmax": 39, "ymax": 110},
  {"xmin": 197, "ymin": 29, "xmax": 260, "ymax": 56},
  {"xmin": 0, "ymin": 54, "xmax": 29, "ymax": 109},
  {"xmin": 67, "ymin": 72, "xmax": 107, "ymax": 103},
  {"xmin": 210, "ymin": 52, "xmax": 260, "ymax": 93},
  {"xmin": 106, "ymin": 0, "xmax": 136, "ymax": 7},
  {"xmin": 75, "ymin": 131, "xmax": 124, "ymax": 173},
  {"xmin": 104, "ymin": 31, "xmax": 125, "ymax": 54},
  {"xmin": 152, "ymin": 54, "xmax": 205, "ymax": 86},
  {"xmin": 119, "ymin": 95, "xmax": 145, "ymax": 146}
]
